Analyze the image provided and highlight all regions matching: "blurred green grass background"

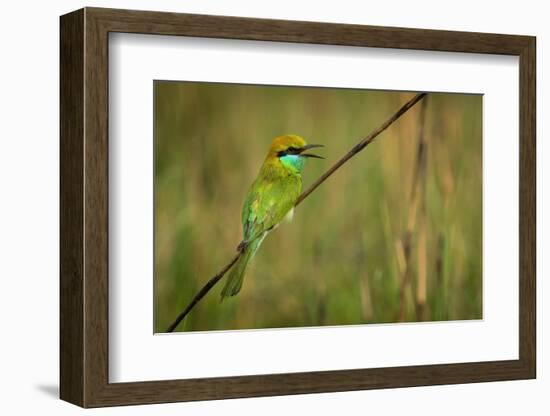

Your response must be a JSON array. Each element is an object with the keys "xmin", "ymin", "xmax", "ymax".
[{"xmin": 154, "ymin": 81, "xmax": 482, "ymax": 332}]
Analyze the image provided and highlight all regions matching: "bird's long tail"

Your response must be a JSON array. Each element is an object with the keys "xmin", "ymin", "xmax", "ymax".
[{"xmin": 220, "ymin": 235, "xmax": 264, "ymax": 300}]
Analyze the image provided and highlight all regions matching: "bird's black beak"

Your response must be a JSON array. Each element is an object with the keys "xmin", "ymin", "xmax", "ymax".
[{"xmin": 299, "ymin": 144, "xmax": 325, "ymax": 159}]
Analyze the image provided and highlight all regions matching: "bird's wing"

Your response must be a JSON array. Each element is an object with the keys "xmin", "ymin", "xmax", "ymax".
[
  {"xmin": 241, "ymin": 183, "xmax": 267, "ymax": 242},
  {"xmin": 241, "ymin": 176, "xmax": 300, "ymax": 242}
]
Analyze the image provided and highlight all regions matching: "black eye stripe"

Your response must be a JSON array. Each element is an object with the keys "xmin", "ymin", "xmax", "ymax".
[
  {"xmin": 277, "ymin": 146, "xmax": 301, "ymax": 157},
  {"xmin": 277, "ymin": 146, "xmax": 302, "ymax": 157}
]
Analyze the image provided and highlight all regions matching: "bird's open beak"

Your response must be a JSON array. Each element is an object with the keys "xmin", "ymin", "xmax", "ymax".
[{"xmin": 299, "ymin": 143, "xmax": 325, "ymax": 159}]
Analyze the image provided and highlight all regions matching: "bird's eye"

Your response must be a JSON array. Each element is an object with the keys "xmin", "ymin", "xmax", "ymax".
[{"xmin": 277, "ymin": 146, "xmax": 301, "ymax": 157}]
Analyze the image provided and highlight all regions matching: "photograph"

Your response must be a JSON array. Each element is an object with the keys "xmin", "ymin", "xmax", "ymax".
[{"xmin": 154, "ymin": 81, "xmax": 482, "ymax": 333}]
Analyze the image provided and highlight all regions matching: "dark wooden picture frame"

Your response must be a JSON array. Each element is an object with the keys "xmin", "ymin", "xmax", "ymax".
[{"xmin": 60, "ymin": 7, "xmax": 536, "ymax": 408}]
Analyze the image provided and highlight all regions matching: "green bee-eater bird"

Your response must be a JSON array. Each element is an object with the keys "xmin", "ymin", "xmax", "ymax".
[{"xmin": 220, "ymin": 134, "xmax": 324, "ymax": 300}]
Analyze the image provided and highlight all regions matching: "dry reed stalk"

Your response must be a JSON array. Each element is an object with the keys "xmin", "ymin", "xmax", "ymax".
[
  {"xmin": 416, "ymin": 215, "xmax": 427, "ymax": 320},
  {"xmin": 314, "ymin": 241, "xmax": 327, "ymax": 325},
  {"xmin": 415, "ymin": 98, "xmax": 429, "ymax": 320},
  {"xmin": 434, "ymin": 232, "xmax": 445, "ymax": 319},
  {"xmin": 359, "ymin": 268, "xmax": 373, "ymax": 322},
  {"xmin": 396, "ymin": 96, "xmax": 428, "ymax": 322}
]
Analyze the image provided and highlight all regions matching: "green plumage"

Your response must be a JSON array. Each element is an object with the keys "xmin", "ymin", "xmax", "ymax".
[{"xmin": 220, "ymin": 135, "xmax": 322, "ymax": 300}]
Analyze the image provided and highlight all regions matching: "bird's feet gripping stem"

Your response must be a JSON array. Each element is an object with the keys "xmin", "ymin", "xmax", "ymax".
[{"xmin": 236, "ymin": 240, "xmax": 249, "ymax": 252}]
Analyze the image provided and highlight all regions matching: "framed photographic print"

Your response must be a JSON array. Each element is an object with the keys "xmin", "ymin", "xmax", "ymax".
[{"xmin": 60, "ymin": 7, "xmax": 536, "ymax": 408}]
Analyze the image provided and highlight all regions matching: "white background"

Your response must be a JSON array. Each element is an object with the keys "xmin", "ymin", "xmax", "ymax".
[
  {"xmin": 0, "ymin": 0, "xmax": 546, "ymax": 414},
  {"xmin": 110, "ymin": 35, "xmax": 519, "ymax": 382}
]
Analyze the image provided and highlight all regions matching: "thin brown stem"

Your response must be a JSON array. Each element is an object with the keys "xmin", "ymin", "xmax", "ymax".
[
  {"xmin": 397, "ymin": 96, "xmax": 428, "ymax": 322},
  {"xmin": 415, "ymin": 98, "xmax": 429, "ymax": 321},
  {"xmin": 165, "ymin": 250, "xmax": 243, "ymax": 333},
  {"xmin": 166, "ymin": 92, "xmax": 427, "ymax": 332}
]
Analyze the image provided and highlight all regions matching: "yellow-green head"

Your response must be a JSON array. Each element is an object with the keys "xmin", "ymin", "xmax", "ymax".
[{"xmin": 265, "ymin": 134, "xmax": 324, "ymax": 175}]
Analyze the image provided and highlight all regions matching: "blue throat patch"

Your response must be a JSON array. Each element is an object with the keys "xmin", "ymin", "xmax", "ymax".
[{"xmin": 279, "ymin": 154, "xmax": 305, "ymax": 173}]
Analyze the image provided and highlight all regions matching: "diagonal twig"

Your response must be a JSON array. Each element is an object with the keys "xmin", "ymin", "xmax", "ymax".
[{"xmin": 165, "ymin": 92, "xmax": 427, "ymax": 332}]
